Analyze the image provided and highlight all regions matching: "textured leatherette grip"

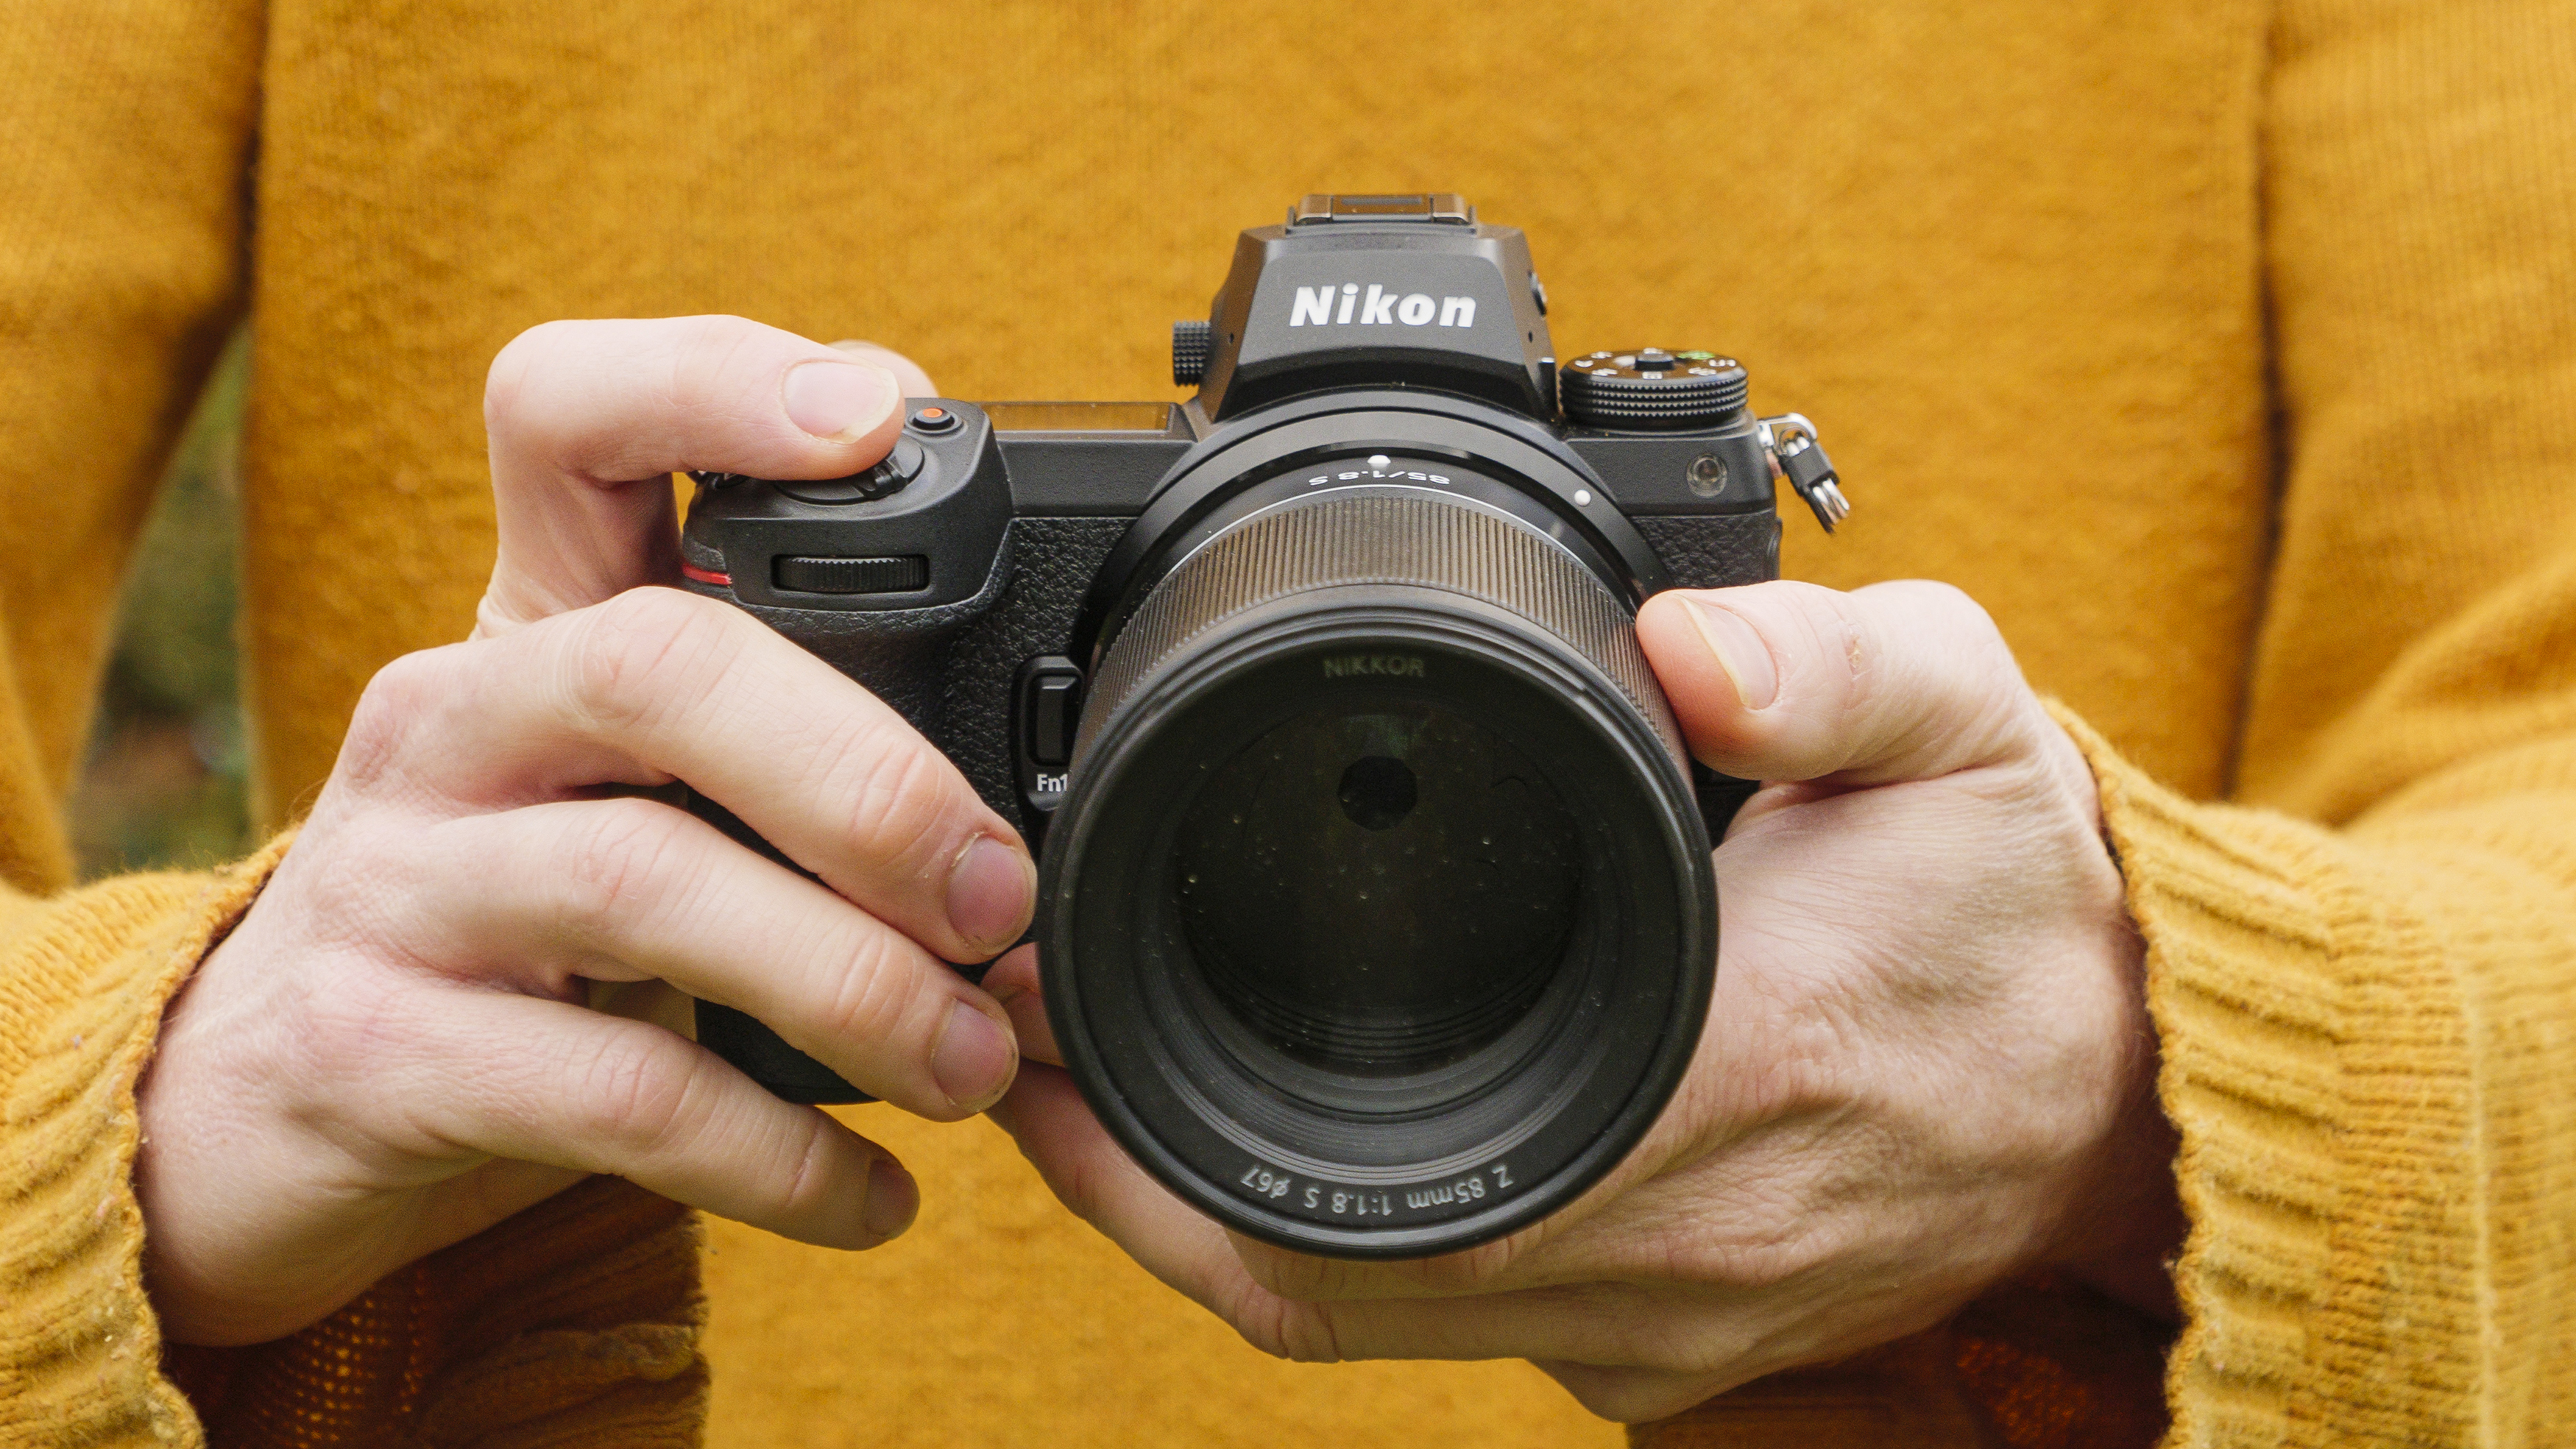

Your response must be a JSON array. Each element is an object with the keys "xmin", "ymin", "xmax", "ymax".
[
  {"xmin": 690, "ymin": 516, "xmax": 1130, "ymax": 828},
  {"xmin": 1632, "ymin": 513, "xmax": 1780, "ymax": 592},
  {"xmin": 937, "ymin": 517, "xmax": 1129, "ymax": 822},
  {"xmin": 680, "ymin": 517, "xmax": 1128, "ymax": 1104},
  {"xmin": 1078, "ymin": 491, "xmax": 1687, "ymax": 770},
  {"xmin": 1630, "ymin": 513, "xmax": 1780, "ymax": 839}
]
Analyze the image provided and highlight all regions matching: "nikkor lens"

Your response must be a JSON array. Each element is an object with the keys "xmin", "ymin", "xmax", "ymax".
[
  {"xmin": 1041, "ymin": 477, "xmax": 1716, "ymax": 1260},
  {"xmin": 1173, "ymin": 698, "xmax": 1582, "ymax": 1077}
]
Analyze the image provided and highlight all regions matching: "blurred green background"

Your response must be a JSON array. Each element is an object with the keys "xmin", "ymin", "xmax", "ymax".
[{"xmin": 71, "ymin": 333, "xmax": 254, "ymax": 879}]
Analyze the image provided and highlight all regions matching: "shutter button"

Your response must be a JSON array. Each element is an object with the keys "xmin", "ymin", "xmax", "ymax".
[
  {"xmin": 909, "ymin": 405, "xmax": 963, "ymax": 436},
  {"xmin": 776, "ymin": 436, "xmax": 926, "ymax": 505}
]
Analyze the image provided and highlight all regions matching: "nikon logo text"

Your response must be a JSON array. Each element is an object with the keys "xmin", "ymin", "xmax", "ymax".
[
  {"xmin": 1322, "ymin": 654, "xmax": 1426, "ymax": 679},
  {"xmin": 1289, "ymin": 284, "xmax": 1478, "ymax": 329}
]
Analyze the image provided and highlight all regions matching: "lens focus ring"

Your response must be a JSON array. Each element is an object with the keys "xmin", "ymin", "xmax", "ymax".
[{"xmin": 1076, "ymin": 489, "xmax": 1684, "ymax": 770}]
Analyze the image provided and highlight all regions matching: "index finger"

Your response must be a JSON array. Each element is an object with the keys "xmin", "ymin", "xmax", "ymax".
[
  {"xmin": 385, "ymin": 587, "xmax": 1036, "ymax": 966},
  {"xmin": 477, "ymin": 315, "xmax": 909, "ymax": 635}
]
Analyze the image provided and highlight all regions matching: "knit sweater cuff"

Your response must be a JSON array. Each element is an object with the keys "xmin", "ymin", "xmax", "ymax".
[
  {"xmin": 0, "ymin": 830, "xmax": 294, "ymax": 1446},
  {"xmin": 2054, "ymin": 707, "xmax": 2480, "ymax": 1448}
]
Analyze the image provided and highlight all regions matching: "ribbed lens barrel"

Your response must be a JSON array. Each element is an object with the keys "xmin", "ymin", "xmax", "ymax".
[{"xmin": 1041, "ymin": 482, "xmax": 1715, "ymax": 1260}]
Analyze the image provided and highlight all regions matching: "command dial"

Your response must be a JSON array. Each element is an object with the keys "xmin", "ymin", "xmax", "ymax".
[
  {"xmin": 775, "ymin": 436, "xmax": 926, "ymax": 504},
  {"xmin": 1558, "ymin": 349, "xmax": 1749, "ymax": 430}
]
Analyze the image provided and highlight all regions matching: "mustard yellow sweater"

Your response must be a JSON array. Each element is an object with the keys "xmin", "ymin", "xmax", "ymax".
[{"xmin": 4, "ymin": 1, "xmax": 2574, "ymax": 1445}]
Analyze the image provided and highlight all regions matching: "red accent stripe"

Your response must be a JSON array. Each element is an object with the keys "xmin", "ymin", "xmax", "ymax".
[{"xmin": 681, "ymin": 562, "xmax": 732, "ymax": 587}]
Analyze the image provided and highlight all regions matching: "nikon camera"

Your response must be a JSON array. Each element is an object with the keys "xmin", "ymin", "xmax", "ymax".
[{"xmin": 679, "ymin": 194, "xmax": 1850, "ymax": 1260}]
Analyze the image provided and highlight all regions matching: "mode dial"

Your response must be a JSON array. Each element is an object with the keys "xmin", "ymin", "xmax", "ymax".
[
  {"xmin": 1172, "ymin": 319, "xmax": 1214, "ymax": 386},
  {"xmin": 1558, "ymin": 349, "xmax": 1749, "ymax": 430}
]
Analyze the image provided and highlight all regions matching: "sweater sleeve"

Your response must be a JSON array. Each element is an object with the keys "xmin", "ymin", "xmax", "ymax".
[
  {"xmin": 1638, "ymin": 6, "xmax": 2576, "ymax": 1448},
  {"xmin": 0, "ymin": 7, "xmax": 709, "ymax": 1447},
  {"xmin": 0, "ymin": 852, "xmax": 280, "ymax": 1444},
  {"xmin": 2079, "ymin": 1, "xmax": 2576, "ymax": 1441},
  {"xmin": 0, "ymin": 0, "xmax": 267, "ymax": 1438}
]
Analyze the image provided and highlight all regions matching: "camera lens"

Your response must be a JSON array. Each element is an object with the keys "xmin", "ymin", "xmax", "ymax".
[
  {"xmin": 1175, "ymin": 701, "xmax": 1580, "ymax": 1076},
  {"xmin": 1042, "ymin": 474, "xmax": 1716, "ymax": 1260}
]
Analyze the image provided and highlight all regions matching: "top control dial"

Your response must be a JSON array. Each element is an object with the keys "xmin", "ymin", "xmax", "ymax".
[
  {"xmin": 1172, "ymin": 319, "xmax": 1214, "ymax": 386},
  {"xmin": 691, "ymin": 429, "xmax": 939, "ymax": 505},
  {"xmin": 776, "ymin": 436, "xmax": 927, "ymax": 505},
  {"xmin": 1558, "ymin": 350, "xmax": 1749, "ymax": 431}
]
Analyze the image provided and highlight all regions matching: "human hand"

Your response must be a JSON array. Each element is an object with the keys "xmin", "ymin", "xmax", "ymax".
[
  {"xmin": 135, "ymin": 318, "xmax": 1026, "ymax": 1347},
  {"xmin": 988, "ymin": 578, "xmax": 2182, "ymax": 1421}
]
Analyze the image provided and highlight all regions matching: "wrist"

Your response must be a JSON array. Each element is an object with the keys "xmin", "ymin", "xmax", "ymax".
[{"xmin": 2048, "ymin": 912, "xmax": 2184, "ymax": 1322}]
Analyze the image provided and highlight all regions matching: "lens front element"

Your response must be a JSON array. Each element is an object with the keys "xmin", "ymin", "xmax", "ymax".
[
  {"xmin": 1042, "ymin": 483, "xmax": 1716, "ymax": 1258},
  {"xmin": 1177, "ymin": 701, "xmax": 1581, "ymax": 1077}
]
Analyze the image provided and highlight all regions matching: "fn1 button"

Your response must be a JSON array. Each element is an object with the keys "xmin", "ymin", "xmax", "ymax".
[
  {"xmin": 1013, "ymin": 656, "xmax": 1085, "ymax": 838},
  {"xmin": 1030, "ymin": 675, "xmax": 1079, "ymax": 766}
]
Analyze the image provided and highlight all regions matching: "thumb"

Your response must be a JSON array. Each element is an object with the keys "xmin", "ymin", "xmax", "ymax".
[
  {"xmin": 1635, "ymin": 579, "xmax": 2038, "ymax": 785},
  {"xmin": 824, "ymin": 339, "xmax": 941, "ymax": 400}
]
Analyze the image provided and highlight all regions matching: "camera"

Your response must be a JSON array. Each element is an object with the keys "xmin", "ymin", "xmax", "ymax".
[{"xmin": 679, "ymin": 194, "xmax": 1850, "ymax": 1258}]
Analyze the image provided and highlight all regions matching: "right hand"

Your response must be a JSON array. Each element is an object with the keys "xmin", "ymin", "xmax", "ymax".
[{"xmin": 133, "ymin": 317, "xmax": 1024, "ymax": 1347}]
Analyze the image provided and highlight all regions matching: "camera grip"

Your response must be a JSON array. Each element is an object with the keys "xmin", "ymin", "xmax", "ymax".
[
  {"xmin": 682, "ymin": 788, "xmax": 872, "ymax": 1105},
  {"xmin": 1637, "ymin": 514, "xmax": 1778, "ymax": 845},
  {"xmin": 1632, "ymin": 512, "xmax": 1780, "ymax": 593},
  {"xmin": 1691, "ymin": 765, "xmax": 1761, "ymax": 843}
]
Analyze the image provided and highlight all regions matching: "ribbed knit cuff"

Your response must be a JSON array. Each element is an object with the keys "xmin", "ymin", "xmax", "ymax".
[
  {"xmin": 0, "ymin": 830, "xmax": 294, "ymax": 1448},
  {"xmin": 2056, "ymin": 709, "xmax": 2480, "ymax": 1448}
]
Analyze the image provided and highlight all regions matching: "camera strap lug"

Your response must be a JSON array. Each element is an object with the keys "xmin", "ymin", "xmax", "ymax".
[{"xmin": 1758, "ymin": 412, "xmax": 1851, "ymax": 534}]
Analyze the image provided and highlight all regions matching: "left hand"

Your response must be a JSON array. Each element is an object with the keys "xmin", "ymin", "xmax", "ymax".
[{"xmin": 985, "ymin": 578, "xmax": 2183, "ymax": 1423}]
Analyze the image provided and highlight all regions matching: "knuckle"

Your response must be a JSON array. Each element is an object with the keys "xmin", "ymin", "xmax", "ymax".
[
  {"xmin": 1228, "ymin": 1289, "xmax": 1343, "ymax": 1364},
  {"xmin": 482, "ymin": 320, "xmax": 573, "ymax": 434},
  {"xmin": 573, "ymin": 1029, "xmax": 705, "ymax": 1160},
  {"xmin": 1806, "ymin": 584, "xmax": 1878, "ymax": 696},
  {"xmin": 1875, "ymin": 578, "xmax": 2012, "ymax": 679},
  {"xmin": 562, "ymin": 587, "xmax": 737, "ymax": 736},
  {"xmin": 300, "ymin": 821, "xmax": 425, "ymax": 956},
  {"xmin": 771, "ymin": 1114, "xmax": 846, "ymax": 1225},
  {"xmin": 1273, "ymin": 1305, "xmax": 1347, "ymax": 1364},
  {"xmin": 554, "ymin": 798, "xmax": 692, "ymax": 932},
  {"xmin": 294, "ymin": 972, "xmax": 420, "ymax": 1090},
  {"xmin": 1699, "ymin": 1217, "xmax": 1842, "ymax": 1295},
  {"xmin": 827, "ymin": 723, "xmax": 960, "ymax": 873},
  {"xmin": 667, "ymin": 313, "xmax": 771, "ymax": 401},
  {"xmin": 1043, "ymin": 1136, "xmax": 1114, "ymax": 1225},
  {"xmin": 1910, "ymin": 577, "xmax": 1996, "ymax": 632},
  {"xmin": 813, "ymin": 928, "xmax": 937, "ymax": 1063},
  {"xmin": 339, "ymin": 647, "xmax": 463, "ymax": 790}
]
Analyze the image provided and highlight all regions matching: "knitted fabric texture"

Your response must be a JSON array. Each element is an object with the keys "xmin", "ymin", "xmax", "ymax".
[{"xmin": 4, "ymin": 0, "xmax": 2575, "ymax": 1445}]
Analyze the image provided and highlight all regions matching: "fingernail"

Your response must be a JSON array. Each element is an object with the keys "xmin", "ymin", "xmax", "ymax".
[
  {"xmin": 863, "ymin": 1157, "xmax": 919, "ymax": 1239},
  {"xmin": 946, "ymin": 835, "xmax": 1036, "ymax": 956},
  {"xmin": 931, "ymin": 999, "xmax": 1016, "ymax": 1110},
  {"xmin": 1689, "ymin": 600, "xmax": 1780, "ymax": 710},
  {"xmin": 782, "ymin": 359, "xmax": 896, "ymax": 442}
]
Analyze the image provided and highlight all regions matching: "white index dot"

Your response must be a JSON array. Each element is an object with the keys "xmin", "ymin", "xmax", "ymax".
[
  {"xmin": 1574, "ymin": 489, "xmax": 1593, "ymax": 506},
  {"xmin": 1367, "ymin": 453, "xmax": 1392, "ymax": 470}
]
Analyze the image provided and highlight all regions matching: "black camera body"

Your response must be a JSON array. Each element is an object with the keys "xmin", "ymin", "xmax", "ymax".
[{"xmin": 680, "ymin": 194, "xmax": 1844, "ymax": 1258}]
